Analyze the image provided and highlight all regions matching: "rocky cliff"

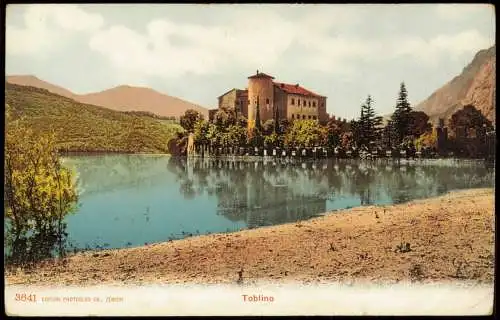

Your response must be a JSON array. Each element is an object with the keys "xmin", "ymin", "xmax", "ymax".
[{"xmin": 415, "ymin": 45, "xmax": 496, "ymax": 124}]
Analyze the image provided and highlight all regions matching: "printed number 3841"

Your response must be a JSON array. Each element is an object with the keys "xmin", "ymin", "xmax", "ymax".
[{"xmin": 15, "ymin": 293, "xmax": 36, "ymax": 302}]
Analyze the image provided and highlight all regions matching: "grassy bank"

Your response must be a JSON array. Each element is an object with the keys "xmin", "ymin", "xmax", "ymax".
[
  {"xmin": 5, "ymin": 83, "xmax": 183, "ymax": 153},
  {"xmin": 5, "ymin": 188, "xmax": 494, "ymax": 286}
]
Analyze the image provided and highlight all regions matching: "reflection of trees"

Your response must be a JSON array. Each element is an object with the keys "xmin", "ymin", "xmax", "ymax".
[
  {"xmin": 5, "ymin": 222, "xmax": 68, "ymax": 267},
  {"xmin": 64, "ymin": 155, "xmax": 173, "ymax": 196},
  {"xmin": 168, "ymin": 157, "xmax": 494, "ymax": 227}
]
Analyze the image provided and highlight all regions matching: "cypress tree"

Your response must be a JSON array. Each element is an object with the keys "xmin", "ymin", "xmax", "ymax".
[
  {"xmin": 391, "ymin": 82, "xmax": 412, "ymax": 145},
  {"xmin": 358, "ymin": 95, "xmax": 381, "ymax": 148},
  {"xmin": 255, "ymin": 96, "xmax": 262, "ymax": 131}
]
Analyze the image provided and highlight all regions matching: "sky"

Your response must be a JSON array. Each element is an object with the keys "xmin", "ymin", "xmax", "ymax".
[{"xmin": 5, "ymin": 4, "xmax": 496, "ymax": 120}]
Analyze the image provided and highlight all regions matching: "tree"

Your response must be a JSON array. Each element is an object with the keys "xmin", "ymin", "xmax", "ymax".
[
  {"xmin": 248, "ymin": 127, "xmax": 264, "ymax": 148},
  {"xmin": 278, "ymin": 119, "xmax": 290, "ymax": 135},
  {"xmin": 237, "ymin": 116, "xmax": 248, "ymax": 128},
  {"xmin": 5, "ymin": 109, "xmax": 78, "ymax": 265},
  {"xmin": 340, "ymin": 131, "xmax": 354, "ymax": 150},
  {"xmin": 262, "ymin": 119, "xmax": 275, "ymax": 136},
  {"xmin": 324, "ymin": 118, "xmax": 342, "ymax": 148},
  {"xmin": 358, "ymin": 95, "xmax": 382, "ymax": 148},
  {"xmin": 225, "ymin": 125, "xmax": 247, "ymax": 148},
  {"xmin": 255, "ymin": 97, "xmax": 262, "ymax": 131},
  {"xmin": 193, "ymin": 119, "xmax": 210, "ymax": 146},
  {"xmin": 415, "ymin": 130, "xmax": 437, "ymax": 151},
  {"xmin": 285, "ymin": 120, "xmax": 323, "ymax": 149},
  {"xmin": 391, "ymin": 82, "xmax": 413, "ymax": 145},
  {"xmin": 408, "ymin": 111, "xmax": 432, "ymax": 138},
  {"xmin": 180, "ymin": 109, "xmax": 204, "ymax": 133},
  {"xmin": 449, "ymin": 104, "xmax": 493, "ymax": 134},
  {"xmin": 214, "ymin": 109, "xmax": 229, "ymax": 128},
  {"xmin": 264, "ymin": 132, "xmax": 283, "ymax": 148},
  {"xmin": 382, "ymin": 120, "xmax": 398, "ymax": 148}
]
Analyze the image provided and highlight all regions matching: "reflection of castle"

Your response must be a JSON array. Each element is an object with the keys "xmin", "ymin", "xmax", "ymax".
[
  {"xmin": 167, "ymin": 157, "xmax": 494, "ymax": 228},
  {"xmin": 174, "ymin": 158, "xmax": 330, "ymax": 228},
  {"xmin": 212, "ymin": 70, "xmax": 329, "ymax": 127}
]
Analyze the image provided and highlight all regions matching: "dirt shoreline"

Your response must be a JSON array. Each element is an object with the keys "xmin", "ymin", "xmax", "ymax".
[{"xmin": 5, "ymin": 188, "xmax": 495, "ymax": 286}]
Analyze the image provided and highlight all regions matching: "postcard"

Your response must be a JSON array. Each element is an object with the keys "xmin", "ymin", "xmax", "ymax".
[{"xmin": 4, "ymin": 3, "xmax": 495, "ymax": 316}]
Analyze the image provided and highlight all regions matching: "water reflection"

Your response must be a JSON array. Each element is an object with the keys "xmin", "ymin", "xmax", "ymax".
[
  {"xmin": 4, "ymin": 221, "xmax": 68, "ymax": 268},
  {"xmin": 6, "ymin": 155, "xmax": 492, "ymax": 257},
  {"xmin": 167, "ymin": 157, "xmax": 494, "ymax": 227}
]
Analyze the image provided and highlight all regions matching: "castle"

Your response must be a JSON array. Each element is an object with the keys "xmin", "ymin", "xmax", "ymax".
[{"xmin": 211, "ymin": 70, "xmax": 329, "ymax": 129}]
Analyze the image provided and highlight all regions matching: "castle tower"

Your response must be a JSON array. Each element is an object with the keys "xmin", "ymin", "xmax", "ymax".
[{"xmin": 247, "ymin": 70, "xmax": 275, "ymax": 131}]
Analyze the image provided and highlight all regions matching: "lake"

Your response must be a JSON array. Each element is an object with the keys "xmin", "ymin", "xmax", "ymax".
[{"xmin": 54, "ymin": 155, "xmax": 495, "ymax": 251}]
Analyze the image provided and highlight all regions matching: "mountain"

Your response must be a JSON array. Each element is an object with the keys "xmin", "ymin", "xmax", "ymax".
[
  {"xmin": 6, "ymin": 75, "xmax": 77, "ymax": 99},
  {"xmin": 414, "ymin": 45, "xmax": 496, "ymax": 124},
  {"xmin": 5, "ymin": 83, "xmax": 183, "ymax": 153},
  {"xmin": 5, "ymin": 75, "xmax": 209, "ymax": 119},
  {"xmin": 77, "ymin": 85, "xmax": 208, "ymax": 119}
]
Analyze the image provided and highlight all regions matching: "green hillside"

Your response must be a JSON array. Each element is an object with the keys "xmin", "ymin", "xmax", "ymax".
[{"xmin": 5, "ymin": 83, "xmax": 183, "ymax": 153}]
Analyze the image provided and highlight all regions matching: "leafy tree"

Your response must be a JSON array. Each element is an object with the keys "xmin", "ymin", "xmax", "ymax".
[
  {"xmin": 264, "ymin": 132, "xmax": 283, "ymax": 148},
  {"xmin": 391, "ymin": 82, "xmax": 413, "ymax": 145},
  {"xmin": 237, "ymin": 116, "xmax": 248, "ymax": 128},
  {"xmin": 180, "ymin": 109, "xmax": 204, "ymax": 133},
  {"xmin": 248, "ymin": 127, "xmax": 264, "ymax": 148},
  {"xmin": 324, "ymin": 118, "xmax": 342, "ymax": 148},
  {"xmin": 340, "ymin": 131, "xmax": 354, "ymax": 150},
  {"xmin": 263, "ymin": 119, "xmax": 275, "ymax": 136},
  {"xmin": 408, "ymin": 111, "xmax": 432, "ymax": 137},
  {"xmin": 5, "ymin": 108, "xmax": 78, "ymax": 265},
  {"xmin": 449, "ymin": 104, "xmax": 493, "ymax": 134},
  {"xmin": 225, "ymin": 125, "xmax": 247, "ymax": 148},
  {"xmin": 193, "ymin": 119, "xmax": 210, "ymax": 146},
  {"xmin": 207, "ymin": 123, "xmax": 222, "ymax": 148},
  {"xmin": 285, "ymin": 120, "xmax": 323, "ymax": 149},
  {"xmin": 278, "ymin": 119, "xmax": 290, "ymax": 135},
  {"xmin": 415, "ymin": 130, "xmax": 437, "ymax": 151}
]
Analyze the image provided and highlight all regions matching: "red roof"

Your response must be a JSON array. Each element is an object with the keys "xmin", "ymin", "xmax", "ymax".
[
  {"xmin": 273, "ymin": 82, "xmax": 322, "ymax": 97},
  {"xmin": 248, "ymin": 72, "xmax": 275, "ymax": 79}
]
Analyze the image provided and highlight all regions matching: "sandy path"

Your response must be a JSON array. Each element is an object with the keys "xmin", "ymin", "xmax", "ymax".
[{"xmin": 5, "ymin": 188, "xmax": 495, "ymax": 286}]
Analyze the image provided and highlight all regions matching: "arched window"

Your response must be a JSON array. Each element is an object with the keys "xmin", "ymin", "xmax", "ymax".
[
  {"xmin": 298, "ymin": 100, "xmax": 301, "ymax": 106},
  {"xmin": 302, "ymin": 115, "xmax": 306, "ymax": 119},
  {"xmin": 291, "ymin": 98, "xmax": 295, "ymax": 105},
  {"xmin": 291, "ymin": 114, "xmax": 295, "ymax": 119},
  {"xmin": 308, "ymin": 101, "xmax": 311, "ymax": 107},
  {"xmin": 266, "ymin": 98, "xmax": 270, "ymax": 104},
  {"xmin": 313, "ymin": 101, "xmax": 316, "ymax": 107}
]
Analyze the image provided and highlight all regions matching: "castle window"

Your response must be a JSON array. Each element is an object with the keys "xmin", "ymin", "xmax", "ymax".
[
  {"xmin": 313, "ymin": 115, "xmax": 317, "ymax": 120},
  {"xmin": 291, "ymin": 114, "xmax": 295, "ymax": 119},
  {"xmin": 308, "ymin": 115, "xmax": 312, "ymax": 119},
  {"xmin": 266, "ymin": 98, "xmax": 270, "ymax": 104},
  {"xmin": 291, "ymin": 98, "xmax": 295, "ymax": 105},
  {"xmin": 302, "ymin": 115, "xmax": 306, "ymax": 119},
  {"xmin": 298, "ymin": 100, "xmax": 301, "ymax": 106},
  {"xmin": 308, "ymin": 101, "xmax": 311, "ymax": 107},
  {"xmin": 313, "ymin": 101, "xmax": 316, "ymax": 107}
]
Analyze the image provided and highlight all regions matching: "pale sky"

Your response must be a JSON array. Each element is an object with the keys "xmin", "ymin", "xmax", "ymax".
[{"xmin": 5, "ymin": 4, "xmax": 496, "ymax": 120}]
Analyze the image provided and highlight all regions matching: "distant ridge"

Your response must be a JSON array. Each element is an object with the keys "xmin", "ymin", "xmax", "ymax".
[
  {"xmin": 5, "ymin": 75, "xmax": 209, "ymax": 119},
  {"xmin": 414, "ymin": 45, "xmax": 496, "ymax": 124}
]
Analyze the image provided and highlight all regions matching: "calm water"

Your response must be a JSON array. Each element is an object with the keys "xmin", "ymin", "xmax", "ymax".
[{"xmin": 59, "ymin": 155, "xmax": 494, "ymax": 250}]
